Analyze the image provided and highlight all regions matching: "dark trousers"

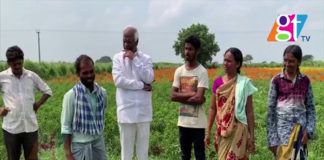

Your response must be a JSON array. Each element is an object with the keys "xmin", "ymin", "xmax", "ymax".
[
  {"xmin": 179, "ymin": 127, "xmax": 205, "ymax": 160},
  {"xmin": 3, "ymin": 129, "xmax": 38, "ymax": 160}
]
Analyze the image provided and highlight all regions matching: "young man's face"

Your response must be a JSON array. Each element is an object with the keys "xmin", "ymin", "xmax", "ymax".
[
  {"xmin": 184, "ymin": 43, "xmax": 199, "ymax": 62},
  {"xmin": 8, "ymin": 59, "xmax": 24, "ymax": 76},
  {"xmin": 78, "ymin": 60, "xmax": 95, "ymax": 88}
]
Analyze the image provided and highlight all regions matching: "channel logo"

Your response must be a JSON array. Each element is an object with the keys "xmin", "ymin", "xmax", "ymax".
[{"xmin": 268, "ymin": 14, "xmax": 308, "ymax": 42}]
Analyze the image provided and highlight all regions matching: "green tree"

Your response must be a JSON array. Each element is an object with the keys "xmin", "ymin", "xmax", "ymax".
[
  {"xmin": 243, "ymin": 54, "xmax": 253, "ymax": 64},
  {"xmin": 302, "ymin": 54, "xmax": 314, "ymax": 61},
  {"xmin": 96, "ymin": 56, "xmax": 112, "ymax": 63},
  {"xmin": 173, "ymin": 23, "xmax": 220, "ymax": 66}
]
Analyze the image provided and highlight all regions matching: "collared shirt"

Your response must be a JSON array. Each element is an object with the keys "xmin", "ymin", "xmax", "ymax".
[
  {"xmin": 0, "ymin": 68, "xmax": 52, "ymax": 134},
  {"xmin": 61, "ymin": 84, "xmax": 107, "ymax": 143},
  {"xmin": 112, "ymin": 50, "xmax": 154, "ymax": 123},
  {"xmin": 267, "ymin": 71, "xmax": 316, "ymax": 147}
]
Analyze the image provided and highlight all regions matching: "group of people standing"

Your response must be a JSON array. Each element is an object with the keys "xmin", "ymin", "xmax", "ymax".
[
  {"xmin": 61, "ymin": 26, "xmax": 155, "ymax": 160},
  {"xmin": 0, "ymin": 25, "xmax": 316, "ymax": 160}
]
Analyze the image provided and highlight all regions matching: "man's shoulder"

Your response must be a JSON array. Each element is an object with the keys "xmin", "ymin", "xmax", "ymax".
[
  {"xmin": 23, "ymin": 68, "xmax": 34, "ymax": 73},
  {"xmin": 24, "ymin": 69, "xmax": 49, "ymax": 83},
  {"xmin": 0, "ymin": 68, "xmax": 9, "ymax": 75},
  {"xmin": 175, "ymin": 64, "xmax": 185, "ymax": 72},
  {"xmin": 64, "ymin": 88, "xmax": 74, "ymax": 99},
  {"xmin": 99, "ymin": 87, "xmax": 107, "ymax": 100},
  {"xmin": 97, "ymin": 85, "xmax": 107, "ymax": 94},
  {"xmin": 113, "ymin": 51, "xmax": 124, "ymax": 60},
  {"xmin": 174, "ymin": 65, "xmax": 188, "ymax": 76},
  {"xmin": 197, "ymin": 64, "xmax": 207, "ymax": 72},
  {"xmin": 138, "ymin": 51, "xmax": 151, "ymax": 60},
  {"xmin": 99, "ymin": 86, "xmax": 106, "ymax": 91},
  {"xmin": 23, "ymin": 69, "xmax": 39, "ymax": 77}
]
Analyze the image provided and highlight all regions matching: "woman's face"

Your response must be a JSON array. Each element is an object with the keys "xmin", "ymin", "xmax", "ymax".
[
  {"xmin": 223, "ymin": 51, "xmax": 240, "ymax": 75},
  {"xmin": 283, "ymin": 52, "xmax": 300, "ymax": 73}
]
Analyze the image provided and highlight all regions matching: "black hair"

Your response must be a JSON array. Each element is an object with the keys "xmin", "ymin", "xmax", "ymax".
[
  {"xmin": 75, "ymin": 55, "xmax": 94, "ymax": 74},
  {"xmin": 224, "ymin": 47, "xmax": 243, "ymax": 74},
  {"xmin": 283, "ymin": 45, "xmax": 302, "ymax": 62},
  {"xmin": 6, "ymin": 46, "xmax": 24, "ymax": 62},
  {"xmin": 184, "ymin": 35, "xmax": 201, "ymax": 50}
]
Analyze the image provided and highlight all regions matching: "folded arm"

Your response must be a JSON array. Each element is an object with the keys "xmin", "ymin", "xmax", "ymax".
[
  {"xmin": 132, "ymin": 56, "xmax": 154, "ymax": 84},
  {"xmin": 171, "ymin": 87, "xmax": 206, "ymax": 105},
  {"xmin": 112, "ymin": 56, "xmax": 144, "ymax": 90}
]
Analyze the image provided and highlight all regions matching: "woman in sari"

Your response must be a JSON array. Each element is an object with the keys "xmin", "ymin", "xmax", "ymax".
[
  {"xmin": 267, "ymin": 45, "xmax": 316, "ymax": 160},
  {"xmin": 205, "ymin": 48, "xmax": 257, "ymax": 160}
]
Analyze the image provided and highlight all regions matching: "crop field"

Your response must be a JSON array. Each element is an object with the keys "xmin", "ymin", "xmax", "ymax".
[{"xmin": 0, "ymin": 67, "xmax": 323, "ymax": 160}]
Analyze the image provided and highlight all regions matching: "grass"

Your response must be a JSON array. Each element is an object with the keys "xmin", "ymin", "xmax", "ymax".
[{"xmin": 0, "ymin": 78, "xmax": 323, "ymax": 160}]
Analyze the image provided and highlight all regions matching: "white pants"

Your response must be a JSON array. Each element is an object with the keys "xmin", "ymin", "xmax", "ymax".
[{"xmin": 118, "ymin": 122, "xmax": 150, "ymax": 160}]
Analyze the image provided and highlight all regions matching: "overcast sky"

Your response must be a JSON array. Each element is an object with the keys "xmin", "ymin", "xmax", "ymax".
[{"xmin": 0, "ymin": 0, "xmax": 323, "ymax": 63}]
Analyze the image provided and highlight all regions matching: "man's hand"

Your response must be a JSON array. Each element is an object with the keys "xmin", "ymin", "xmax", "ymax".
[
  {"xmin": 65, "ymin": 153, "xmax": 75, "ymax": 160},
  {"xmin": 0, "ymin": 107, "xmax": 10, "ymax": 116},
  {"xmin": 63, "ymin": 134, "xmax": 74, "ymax": 160},
  {"xmin": 143, "ymin": 83, "xmax": 152, "ymax": 91},
  {"xmin": 33, "ymin": 102, "xmax": 41, "ymax": 113},
  {"xmin": 301, "ymin": 130, "xmax": 309, "ymax": 145},
  {"xmin": 123, "ymin": 50, "xmax": 136, "ymax": 60},
  {"xmin": 187, "ymin": 95, "xmax": 205, "ymax": 103},
  {"xmin": 184, "ymin": 92, "xmax": 196, "ymax": 97}
]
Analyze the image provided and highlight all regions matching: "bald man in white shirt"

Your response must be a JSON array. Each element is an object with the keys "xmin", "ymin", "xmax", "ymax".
[{"xmin": 112, "ymin": 26, "xmax": 154, "ymax": 160}]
